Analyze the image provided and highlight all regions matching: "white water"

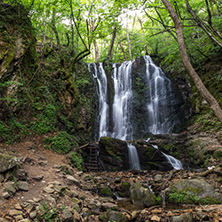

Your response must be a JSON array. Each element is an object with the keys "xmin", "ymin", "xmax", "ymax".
[
  {"xmin": 127, "ymin": 143, "xmax": 141, "ymax": 170},
  {"xmin": 112, "ymin": 61, "xmax": 133, "ymax": 141},
  {"xmin": 91, "ymin": 63, "xmax": 109, "ymax": 138},
  {"xmin": 90, "ymin": 57, "xmax": 182, "ymax": 170},
  {"xmin": 151, "ymin": 143, "xmax": 183, "ymax": 170},
  {"xmin": 144, "ymin": 56, "xmax": 175, "ymax": 134},
  {"xmin": 112, "ymin": 61, "xmax": 141, "ymax": 170},
  {"xmin": 162, "ymin": 153, "xmax": 183, "ymax": 170}
]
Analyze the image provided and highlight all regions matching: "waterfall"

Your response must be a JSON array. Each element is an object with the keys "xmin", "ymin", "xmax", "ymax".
[
  {"xmin": 162, "ymin": 153, "xmax": 183, "ymax": 170},
  {"xmin": 144, "ymin": 56, "xmax": 177, "ymax": 134},
  {"xmin": 112, "ymin": 61, "xmax": 133, "ymax": 140},
  {"xmin": 127, "ymin": 143, "xmax": 141, "ymax": 170},
  {"xmin": 151, "ymin": 144, "xmax": 183, "ymax": 170},
  {"xmin": 112, "ymin": 61, "xmax": 141, "ymax": 170},
  {"xmin": 90, "ymin": 56, "xmax": 182, "ymax": 170},
  {"xmin": 90, "ymin": 63, "xmax": 109, "ymax": 138}
]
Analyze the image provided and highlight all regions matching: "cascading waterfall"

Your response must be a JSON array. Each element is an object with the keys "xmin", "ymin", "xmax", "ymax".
[
  {"xmin": 112, "ymin": 61, "xmax": 133, "ymax": 141},
  {"xmin": 112, "ymin": 61, "xmax": 140, "ymax": 170},
  {"xmin": 90, "ymin": 56, "xmax": 182, "ymax": 170},
  {"xmin": 152, "ymin": 145, "xmax": 183, "ymax": 170},
  {"xmin": 144, "ymin": 56, "xmax": 176, "ymax": 134},
  {"xmin": 90, "ymin": 63, "xmax": 109, "ymax": 138}
]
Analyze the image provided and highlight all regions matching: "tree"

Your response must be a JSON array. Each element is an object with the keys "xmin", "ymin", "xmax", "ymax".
[{"xmin": 161, "ymin": 0, "xmax": 222, "ymax": 122}]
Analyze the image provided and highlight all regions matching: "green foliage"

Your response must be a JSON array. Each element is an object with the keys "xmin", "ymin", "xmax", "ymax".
[
  {"xmin": 51, "ymin": 131, "xmax": 78, "ymax": 155},
  {"xmin": 168, "ymin": 189, "xmax": 201, "ymax": 204},
  {"xmin": 69, "ymin": 152, "xmax": 83, "ymax": 171},
  {"xmin": 0, "ymin": 119, "xmax": 28, "ymax": 143},
  {"xmin": 30, "ymin": 104, "xmax": 57, "ymax": 135},
  {"xmin": 37, "ymin": 201, "xmax": 59, "ymax": 221}
]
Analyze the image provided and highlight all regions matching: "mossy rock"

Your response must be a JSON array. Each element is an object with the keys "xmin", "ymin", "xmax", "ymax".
[
  {"xmin": 0, "ymin": 153, "xmax": 19, "ymax": 173},
  {"xmin": 130, "ymin": 182, "xmax": 157, "ymax": 207},
  {"xmin": 99, "ymin": 210, "xmax": 128, "ymax": 222},
  {"xmin": 167, "ymin": 179, "xmax": 222, "ymax": 204},
  {"xmin": 99, "ymin": 186, "xmax": 114, "ymax": 198}
]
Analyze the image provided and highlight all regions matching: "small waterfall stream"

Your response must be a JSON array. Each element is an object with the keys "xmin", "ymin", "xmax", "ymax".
[
  {"xmin": 112, "ymin": 61, "xmax": 141, "ymax": 170},
  {"xmin": 89, "ymin": 56, "xmax": 182, "ymax": 170},
  {"xmin": 144, "ymin": 56, "xmax": 176, "ymax": 134}
]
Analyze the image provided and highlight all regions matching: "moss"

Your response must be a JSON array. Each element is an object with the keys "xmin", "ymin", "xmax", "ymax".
[
  {"xmin": 213, "ymin": 150, "xmax": 222, "ymax": 160},
  {"xmin": 99, "ymin": 186, "xmax": 114, "ymax": 197}
]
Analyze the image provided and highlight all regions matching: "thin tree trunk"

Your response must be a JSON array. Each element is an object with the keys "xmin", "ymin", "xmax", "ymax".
[
  {"xmin": 94, "ymin": 41, "xmax": 99, "ymax": 62},
  {"xmin": 185, "ymin": 0, "xmax": 222, "ymax": 48},
  {"xmin": 119, "ymin": 42, "xmax": 127, "ymax": 61},
  {"xmin": 126, "ymin": 13, "xmax": 132, "ymax": 60},
  {"xmin": 162, "ymin": 0, "xmax": 222, "ymax": 122},
  {"xmin": 108, "ymin": 26, "xmax": 117, "ymax": 58}
]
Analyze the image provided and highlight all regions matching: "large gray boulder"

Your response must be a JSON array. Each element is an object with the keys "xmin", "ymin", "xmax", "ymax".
[
  {"xmin": 167, "ymin": 179, "xmax": 222, "ymax": 204},
  {"xmin": 130, "ymin": 182, "xmax": 157, "ymax": 207}
]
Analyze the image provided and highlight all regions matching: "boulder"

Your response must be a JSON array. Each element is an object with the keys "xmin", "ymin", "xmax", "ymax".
[
  {"xmin": 0, "ymin": 153, "xmax": 19, "ymax": 173},
  {"xmin": 167, "ymin": 179, "xmax": 222, "ymax": 204},
  {"xmin": 99, "ymin": 210, "xmax": 128, "ymax": 222},
  {"xmin": 133, "ymin": 140, "xmax": 173, "ymax": 171},
  {"xmin": 170, "ymin": 212, "xmax": 193, "ymax": 222},
  {"xmin": 130, "ymin": 182, "xmax": 157, "ymax": 207},
  {"xmin": 99, "ymin": 137, "xmax": 129, "ymax": 171}
]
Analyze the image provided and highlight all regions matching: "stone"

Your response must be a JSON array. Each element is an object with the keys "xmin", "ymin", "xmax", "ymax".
[
  {"xmin": 99, "ymin": 210, "xmax": 128, "ymax": 222},
  {"xmin": 130, "ymin": 182, "xmax": 157, "ymax": 207},
  {"xmin": 62, "ymin": 209, "xmax": 73, "ymax": 222},
  {"xmin": 167, "ymin": 179, "xmax": 222, "ymax": 204},
  {"xmin": 0, "ymin": 173, "xmax": 4, "ymax": 182},
  {"xmin": 154, "ymin": 174, "xmax": 162, "ymax": 181},
  {"xmin": 170, "ymin": 212, "xmax": 193, "ymax": 222},
  {"xmin": 32, "ymin": 175, "xmax": 43, "ymax": 181},
  {"xmin": 18, "ymin": 181, "xmax": 29, "ymax": 191},
  {"xmin": 0, "ymin": 153, "xmax": 19, "ymax": 173},
  {"xmin": 73, "ymin": 211, "xmax": 81, "ymax": 220},
  {"xmin": 38, "ymin": 160, "xmax": 48, "ymax": 166},
  {"xmin": 66, "ymin": 175, "xmax": 81, "ymax": 187},
  {"xmin": 99, "ymin": 186, "xmax": 114, "ymax": 197},
  {"xmin": 2, "ymin": 191, "xmax": 10, "ymax": 199},
  {"xmin": 72, "ymin": 197, "xmax": 81, "ymax": 205},
  {"xmin": 29, "ymin": 211, "xmax": 37, "ymax": 219},
  {"xmin": 15, "ymin": 215, "xmax": 24, "ymax": 220},
  {"xmin": 101, "ymin": 202, "xmax": 118, "ymax": 211},
  {"xmin": 4, "ymin": 182, "xmax": 17, "ymax": 194},
  {"xmin": 14, "ymin": 203, "xmax": 22, "ymax": 210},
  {"xmin": 151, "ymin": 215, "xmax": 161, "ymax": 221},
  {"xmin": 17, "ymin": 219, "xmax": 30, "ymax": 222},
  {"xmin": 16, "ymin": 169, "xmax": 27, "ymax": 181},
  {"xmin": 8, "ymin": 209, "xmax": 23, "ymax": 216},
  {"xmin": 43, "ymin": 187, "xmax": 54, "ymax": 194}
]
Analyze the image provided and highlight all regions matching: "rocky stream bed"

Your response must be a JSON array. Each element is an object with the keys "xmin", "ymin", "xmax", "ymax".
[{"xmin": 0, "ymin": 136, "xmax": 222, "ymax": 222}]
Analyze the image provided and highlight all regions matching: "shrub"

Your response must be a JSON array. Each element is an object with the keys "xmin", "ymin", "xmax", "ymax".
[
  {"xmin": 51, "ymin": 131, "xmax": 78, "ymax": 154},
  {"xmin": 69, "ymin": 152, "xmax": 83, "ymax": 171}
]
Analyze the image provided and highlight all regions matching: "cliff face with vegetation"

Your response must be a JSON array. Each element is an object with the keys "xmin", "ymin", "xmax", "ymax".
[{"xmin": 0, "ymin": 3, "xmax": 96, "ymax": 151}]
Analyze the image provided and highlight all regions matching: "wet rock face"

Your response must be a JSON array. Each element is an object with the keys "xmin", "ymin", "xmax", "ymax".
[
  {"xmin": 131, "ymin": 56, "xmax": 191, "ymax": 138},
  {"xmin": 99, "ymin": 137, "xmax": 130, "ymax": 171},
  {"xmin": 133, "ymin": 140, "xmax": 173, "ymax": 171}
]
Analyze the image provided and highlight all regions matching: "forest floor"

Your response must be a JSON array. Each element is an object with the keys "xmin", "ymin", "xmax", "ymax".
[{"xmin": 0, "ymin": 135, "xmax": 222, "ymax": 221}]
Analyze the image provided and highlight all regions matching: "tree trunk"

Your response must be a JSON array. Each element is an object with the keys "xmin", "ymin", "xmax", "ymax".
[
  {"xmin": 126, "ymin": 13, "xmax": 132, "ymax": 60},
  {"xmin": 94, "ymin": 41, "xmax": 100, "ymax": 62},
  {"xmin": 185, "ymin": 0, "xmax": 222, "ymax": 48},
  {"xmin": 161, "ymin": 0, "xmax": 222, "ymax": 122},
  {"xmin": 108, "ymin": 26, "xmax": 117, "ymax": 58},
  {"xmin": 119, "ymin": 42, "xmax": 128, "ymax": 61}
]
